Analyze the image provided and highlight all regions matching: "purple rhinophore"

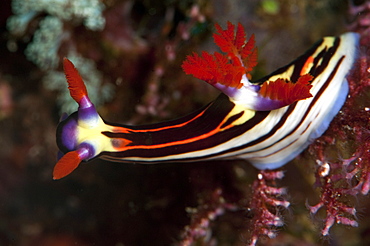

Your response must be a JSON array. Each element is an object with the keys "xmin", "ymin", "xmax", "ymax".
[
  {"xmin": 78, "ymin": 104, "xmax": 100, "ymax": 124},
  {"xmin": 77, "ymin": 96, "xmax": 100, "ymax": 127},
  {"xmin": 78, "ymin": 95, "xmax": 93, "ymax": 109}
]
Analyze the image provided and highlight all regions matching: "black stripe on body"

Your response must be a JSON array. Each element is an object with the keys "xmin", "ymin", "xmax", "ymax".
[
  {"xmin": 224, "ymin": 55, "xmax": 345, "ymax": 157},
  {"xmin": 101, "ymin": 94, "xmax": 269, "ymax": 159},
  {"xmin": 102, "ymin": 94, "xmax": 235, "ymax": 145},
  {"xmin": 253, "ymin": 37, "xmax": 340, "ymax": 84}
]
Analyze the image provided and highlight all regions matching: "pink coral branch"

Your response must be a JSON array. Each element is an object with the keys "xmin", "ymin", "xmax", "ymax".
[
  {"xmin": 246, "ymin": 170, "xmax": 289, "ymax": 246},
  {"xmin": 307, "ymin": 173, "xmax": 359, "ymax": 236},
  {"xmin": 304, "ymin": 1, "xmax": 370, "ymax": 237},
  {"xmin": 179, "ymin": 188, "xmax": 237, "ymax": 246}
]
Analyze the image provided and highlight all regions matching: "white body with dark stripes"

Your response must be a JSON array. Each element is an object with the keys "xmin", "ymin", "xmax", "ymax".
[{"xmin": 57, "ymin": 33, "xmax": 359, "ymax": 172}]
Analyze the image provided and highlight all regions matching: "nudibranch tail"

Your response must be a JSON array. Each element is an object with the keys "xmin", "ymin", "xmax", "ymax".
[{"xmin": 54, "ymin": 22, "xmax": 359, "ymax": 179}]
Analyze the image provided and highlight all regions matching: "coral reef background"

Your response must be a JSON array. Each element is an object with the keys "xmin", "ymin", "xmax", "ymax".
[{"xmin": 0, "ymin": 0, "xmax": 369, "ymax": 245}]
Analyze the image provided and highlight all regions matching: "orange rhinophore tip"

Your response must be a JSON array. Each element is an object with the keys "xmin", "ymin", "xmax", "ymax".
[
  {"xmin": 53, "ymin": 151, "xmax": 82, "ymax": 180},
  {"xmin": 63, "ymin": 58, "xmax": 88, "ymax": 104}
]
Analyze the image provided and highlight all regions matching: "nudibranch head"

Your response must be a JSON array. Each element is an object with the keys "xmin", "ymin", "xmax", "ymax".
[{"xmin": 54, "ymin": 58, "xmax": 112, "ymax": 179}]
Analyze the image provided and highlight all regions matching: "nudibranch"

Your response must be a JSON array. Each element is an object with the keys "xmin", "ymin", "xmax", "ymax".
[{"xmin": 53, "ymin": 22, "xmax": 358, "ymax": 180}]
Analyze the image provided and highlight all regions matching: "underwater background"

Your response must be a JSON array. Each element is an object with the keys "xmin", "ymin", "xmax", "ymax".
[{"xmin": 0, "ymin": 0, "xmax": 370, "ymax": 245}]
